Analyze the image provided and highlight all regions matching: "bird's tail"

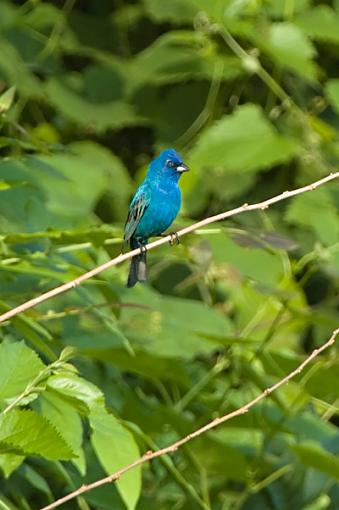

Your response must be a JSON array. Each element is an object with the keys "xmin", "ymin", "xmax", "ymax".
[{"xmin": 127, "ymin": 240, "xmax": 147, "ymax": 288}]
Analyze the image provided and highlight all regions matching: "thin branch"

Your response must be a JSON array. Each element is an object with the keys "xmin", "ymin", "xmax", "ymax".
[
  {"xmin": 40, "ymin": 328, "xmax": 339, "ymax": 510},
  {"xmin": 0, "ymin": 171, "xmax": 338, "ymax": 325}
]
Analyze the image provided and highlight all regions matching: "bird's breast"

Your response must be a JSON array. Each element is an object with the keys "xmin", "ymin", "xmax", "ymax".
[{"xmin": 135, "ymin": 184, "xmax": 181, "ymax": 238}]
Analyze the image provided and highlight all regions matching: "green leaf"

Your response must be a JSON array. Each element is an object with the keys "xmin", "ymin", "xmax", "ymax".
[
  {"xmin": 45, "ymin": 78, "xmax": 140, "ymax": 132},
  {"xmin": 0, "ymin": 38, "xmax": 43, "ymax": 99},
  {"xmin": 20, "ymin": 464, "xmax": 53, "ymax": 499},
  {"xmin": 292, "ymin": 441, "xmax": 339, "ymax": 479},
  {"xmin": 286, "ymin": 187, "xmax": 339, "ymax": 245},
  {"xmin": 129, "ymin": 31, "xmax": 241, "ymax": 93},
  {"xmin": 209, "ymin": 231, "xmax": 284, "ymax": 285},
  {"xmin": 191, "ymin": 436, "xmax": 249, "ymax": 480},
  {"xmin": 189, "ymin": 104, "xmax": 299, "ymax": 174},
  {"xmin": 0, "ymin": 341, "xmax": 44, "ymax": 407},
  {"xmin": 143, "ymin": 0, "xmax": 198, "ymax": 23},
  {"xmin": 0, "ymin": 496, "xmax": 17, "ymax": 510},
  {"xmin": 0, "ymin": 86, "xmax": 16, "ymax": 113},
  {"xmin": 23, "ymin": 3, "xmax": 64, "ymax": 28},
  {"xmin": 90, "ymin": 406, "xmax": 141, "ymax": 510},
  {"xmin": 0, "ymin": 409, "xmax": 75, "ymax": 460},
  {"xmin": 37, "ymin": 142, "xmax": 131, "ymax": 222},
  {"xmin": 81, "ymin": 346, "xmax": 191, "ymax": 384},
  {"xmin": 0, "ymin": 305, "xmax": 56, "ymax": 361},
  {"xmin": 0, "ymin": 453, "xmax": 24, "ymax": 478},
  {"xmin": 47, "ymin": 373, "xmax": 103, "ymax": 412},
  {"xmin": 38, "ymin": 389, "xmax": 86, "ymax": 474},
  {"xmin": 119, "ymin": 287, "xmax": 234, "ymax": 358},
  {"xmin": 263, "ymin": 22, "xmax": 317, "ymax": 80},
  {"xmin": 296, "ymin": 6, "xmax": 339, "ymax": 44}
]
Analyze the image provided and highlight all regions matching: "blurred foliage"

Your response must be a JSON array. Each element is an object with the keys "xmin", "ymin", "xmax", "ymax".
[{"xmin": 0, "ymin": 0, "xmax": 339, "ymax": 509}]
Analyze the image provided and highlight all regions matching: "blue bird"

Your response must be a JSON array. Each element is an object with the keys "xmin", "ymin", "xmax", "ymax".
[{"xmin": 124, "ymin": 148, "xmax": 189, "ymax": 288}]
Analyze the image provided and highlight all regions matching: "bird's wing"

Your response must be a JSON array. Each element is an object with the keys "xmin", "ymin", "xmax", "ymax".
[{"xmin": 124, "ymin": 183, "xmax": 152, "ymax": 242}]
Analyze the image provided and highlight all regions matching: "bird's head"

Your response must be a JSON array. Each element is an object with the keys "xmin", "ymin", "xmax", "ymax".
[{"xmin": 148, "ymin": 148, "xmax": 189, "ymax": 182}]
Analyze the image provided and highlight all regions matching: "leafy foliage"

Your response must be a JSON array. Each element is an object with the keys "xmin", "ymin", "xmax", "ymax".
[{"xmin": 0, "ymin": 1, "xmax": 339, "ymax": 509}]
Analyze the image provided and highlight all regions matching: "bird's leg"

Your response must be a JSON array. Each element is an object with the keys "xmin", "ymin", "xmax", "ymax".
[{"xmin": 139, "ymin": 243, "xmax": 148, "ymax": 255}]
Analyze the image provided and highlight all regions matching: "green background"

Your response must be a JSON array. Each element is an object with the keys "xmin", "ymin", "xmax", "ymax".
[{"xmin": 0, "ymin": 1, "xmax": 339, "ymax": 509}]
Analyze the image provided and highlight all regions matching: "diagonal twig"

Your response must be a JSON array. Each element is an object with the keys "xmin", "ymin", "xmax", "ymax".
[
  {"xmin": 0, "ymin": 171, "xmax": 338, "ymax": 325},
  {"xmin": 39, "ymin": 327, "xmax": 339, "ymax": 510}
]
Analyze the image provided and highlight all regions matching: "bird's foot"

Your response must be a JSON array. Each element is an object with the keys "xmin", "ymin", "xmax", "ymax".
[{"xmin": 168, "ymin": 231, "xmax": 180, "ymax": 246}]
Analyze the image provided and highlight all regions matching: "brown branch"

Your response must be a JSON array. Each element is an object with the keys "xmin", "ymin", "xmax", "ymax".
[
  {"xmin": 0, "ymin": 171, "xmax": 338, "ymax": 324},
  {"xmin": 40, "ymin": 327, "xmax": 339, "ymax": 510}
]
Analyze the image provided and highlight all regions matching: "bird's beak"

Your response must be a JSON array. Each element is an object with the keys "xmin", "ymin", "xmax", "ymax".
[{"xmin": 176, "ymin": 163, "xmax": 189, "ymax": 173}]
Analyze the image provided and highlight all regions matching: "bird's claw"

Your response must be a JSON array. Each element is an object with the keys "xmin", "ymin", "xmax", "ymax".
[{"xmin": 168, "ymin": 232, "xmax": 180, "ymax": 246}]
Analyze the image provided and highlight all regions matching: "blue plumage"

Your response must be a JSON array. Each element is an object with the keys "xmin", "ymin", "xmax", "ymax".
[{"xmin": 124, "ymin": 148, "xmax": 189, "ymax": 287}]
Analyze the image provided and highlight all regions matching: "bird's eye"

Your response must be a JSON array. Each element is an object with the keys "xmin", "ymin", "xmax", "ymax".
[{"xmin": 166, "ymin": 159, "xmax": 175, "ymax": 168}]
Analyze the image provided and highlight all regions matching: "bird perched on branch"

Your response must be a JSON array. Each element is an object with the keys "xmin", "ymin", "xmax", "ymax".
[{"xmin": 124, "ymin": 148, "xmax": 189, "ymax": 288}]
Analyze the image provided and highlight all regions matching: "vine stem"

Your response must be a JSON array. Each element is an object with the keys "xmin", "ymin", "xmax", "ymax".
[
  {"xmin": 0, "ymin": 171, "xmax": 338, "ymax": 325},
  {"xmin": 40, "ymin": 327, "xmax": 339, "ymax": 510}
]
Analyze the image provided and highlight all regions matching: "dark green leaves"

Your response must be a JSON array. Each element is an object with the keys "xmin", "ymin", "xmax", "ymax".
[{"xmin": 1, "ymin": 0, "xmax": 339, "ymax": 509}]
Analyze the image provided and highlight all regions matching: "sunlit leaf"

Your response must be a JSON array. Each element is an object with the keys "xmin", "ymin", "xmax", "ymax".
[
  {"xmin": 262, "ymin": 22, "xmax": 317, "ymax": 80},
  {"xmin": 0, "ymin": 341, "xmax": 44, "ymax": 407},
  {"xmin": 0, "ymin": 410, "xmax": 75, "ymax": 460},
  {"xmin": 90, "ymin": 405, "xmax": 141, "ymax": 510},
  {"xmin": 0, "ymin": 86, "xmax": 16, "ymax": 113},
  {"xmin": 189, "ymin": 104, "xmax": 299, "ymax": 174}
]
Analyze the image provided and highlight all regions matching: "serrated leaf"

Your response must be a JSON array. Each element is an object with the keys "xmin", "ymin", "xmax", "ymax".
[
  {"xmin": 0, "ymin": 409, "xmax": 75, "ymax": 460},
  {"xmin": 189, "ymin": 104, "xmax": 299, "ymax": 174},
  {"xmin": 263, "ymin": 22, "xmax": 317, "ymax": 80},
  {"xmin": 38, "ymin": 389, "xmax": 86, "ymax": 474},
  {"xmin": 90, "ymin": 406, "xmax": 141, "ymax": 510},
  {"xmin": 0, "ymin": 341, "xmax": 44, "ymax": 407}
]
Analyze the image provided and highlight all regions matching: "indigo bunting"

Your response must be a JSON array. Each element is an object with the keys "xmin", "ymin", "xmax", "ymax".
[{"xmin": 124, "ymin": 148, "xmax": 189, "ymax": 288}]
